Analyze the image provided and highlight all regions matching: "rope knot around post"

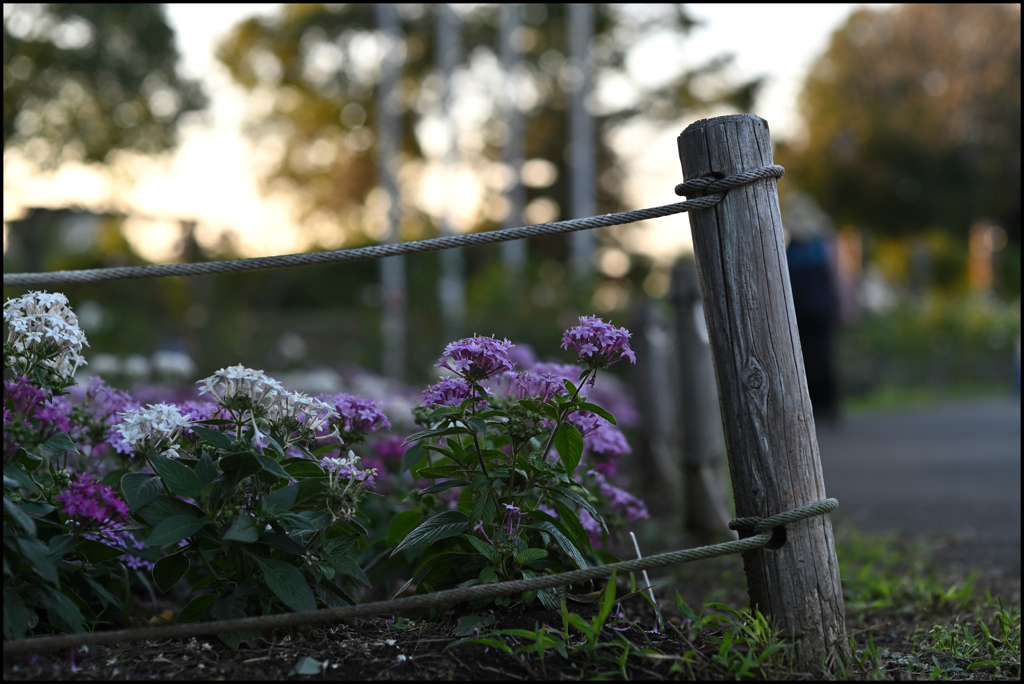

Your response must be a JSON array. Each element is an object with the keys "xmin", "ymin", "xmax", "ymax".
[
  {"xmin": 728, "ymin": 498, "xmax": 839, "ymax": 550},
  {"xmin": 674, "ymin": 164, "xmax": 785, "ymax": 199}
]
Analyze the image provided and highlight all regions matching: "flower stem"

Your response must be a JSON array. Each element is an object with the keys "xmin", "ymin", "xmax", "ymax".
[{"xmin": 539, "ymin": 368, "xmax": 594, "ymax": 464}]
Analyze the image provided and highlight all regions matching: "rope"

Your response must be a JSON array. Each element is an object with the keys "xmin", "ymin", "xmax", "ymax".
[
  {"xmin": 3, "ymin": 497, "xmax": 834, "ymax": 655},
  {"xmin": 2, "ymin": 165, "xmax": 784, "ymax": 288}
]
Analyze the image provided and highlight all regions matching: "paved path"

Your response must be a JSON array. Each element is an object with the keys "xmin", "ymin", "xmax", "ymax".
[{"xmin": 816, "ymin": 396, "xmax": 1021, "ymax": 575}]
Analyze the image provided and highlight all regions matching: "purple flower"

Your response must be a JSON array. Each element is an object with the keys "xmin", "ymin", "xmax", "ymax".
[
  {"xmin": 34, "ymin": 396, "xmax": 73, "ymax": 434},
  {"xmin": 420, "ymin": 377, "xmax": 476, "ymax": 408},
  {"xmin": 502, "ymin": 503, "xmax": 521, "ymax": 537},
  {"xmin": 588, "ymin": 469, "xmax": 649, "ymax": 522},
  {"xmin": 568, "ymin": 411, "xmax": 631, "ymax": 472},
  {"xmin": 4, "ymin": 377, "xmax": 46, "ymax": 417},
  {"xmin": 55, "ymin": 474, "xmax": 130, "ymax": 527},
  {"xmin": 435, "ymin": 336, "xmax": 516, "ymax": 382},
  {"xmin": 321, "ymin": 393, "xmax": 391, "ymax": 441},
  {"xmin": 372, "ymin": 435, "xmax": 409, "ymax": 463},
  {"xmin": 514, "ymin": 370, "xmax": 569, "ymax": 404},
  {"xmin": 561, "ymin": 316, "xmax": 636, "ymax": 369}
]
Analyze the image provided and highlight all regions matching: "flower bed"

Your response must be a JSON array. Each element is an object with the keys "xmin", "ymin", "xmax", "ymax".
[{"xmin": 4, "ymin": 291, "xmax": 649, "ymax": 646}]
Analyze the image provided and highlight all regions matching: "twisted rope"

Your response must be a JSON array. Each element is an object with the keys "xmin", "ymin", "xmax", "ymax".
[
  {"xmin": 2, "ymin": 166, "xmax": 784, "ymax": 288},
  {"xmin": 3, "ymin": 497, "xmax": 834, "ymax": 655}
]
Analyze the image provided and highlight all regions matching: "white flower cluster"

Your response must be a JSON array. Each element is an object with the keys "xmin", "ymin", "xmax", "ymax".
[
  {"xmin": 197, "ymin": 365, "xmax": 337, "ymax": 439},
  {"xmin": 116, "ymin": 403, "xmax": 192, "ymax": 458},
  {"xmin": 3, "ymin": 291, "xmax": 89, "ymax": 378}
]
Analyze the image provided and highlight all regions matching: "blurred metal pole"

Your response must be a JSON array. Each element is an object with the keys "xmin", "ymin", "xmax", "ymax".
[
  {"xmin": 671, "ymin": 260, "xmax": 733, "ymax": 540},
  {"xmin": 436, "ymin": 4, "xmax": 466, "ymax": 342},
  {"xmin": 499, "ymin": 3, "xmax": 527, "ymax": 294},
  {"xmin": 568, "ymin": 3, "xmax": 594, "ymax": 282},
  {"xmin": 376, "ymin": 3, "xmax": 406, "ymax": 379}
]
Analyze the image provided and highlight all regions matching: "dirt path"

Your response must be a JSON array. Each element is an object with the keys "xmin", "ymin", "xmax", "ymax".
[{"xmin": 817, "ymin": 395, "xmax": 1021, "ymax": 578}]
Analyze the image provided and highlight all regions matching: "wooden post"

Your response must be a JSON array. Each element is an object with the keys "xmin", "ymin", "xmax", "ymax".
[
  {"xmin": 677, "ymin": 114, "xmax": 849, "ymax": 667},
  {"xmin": 670, "ymin": 260, "xmax": 733, "ymax": 540}
]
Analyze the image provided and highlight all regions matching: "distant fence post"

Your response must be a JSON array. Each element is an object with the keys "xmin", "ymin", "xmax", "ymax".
[
  {"xmin": 670, "ymin": 260, "xmax": 733, "ymax": 540},
  {"xmin": 677, "ymin": 114, "xmax": 849, "ymax": 667},
  {"xmin": 631, "ymin": 300, "xmax": 682, "ymax": 517}
]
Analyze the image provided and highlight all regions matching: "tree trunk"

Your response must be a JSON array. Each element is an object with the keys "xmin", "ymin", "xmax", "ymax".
[{"xmin": 677, "ymin": 114, "xmax": 849, "ymax": 668}]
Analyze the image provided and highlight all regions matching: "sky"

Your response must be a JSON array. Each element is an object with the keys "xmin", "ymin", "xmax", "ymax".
[{"xmin": 4, "ymin": 3, "xmax": 886, "ymax": 268}]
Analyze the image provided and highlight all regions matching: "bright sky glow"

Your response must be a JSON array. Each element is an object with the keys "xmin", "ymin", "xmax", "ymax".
[{"xmin": 3, "ymin": 3, "xmax": 885, "ymax": 267}]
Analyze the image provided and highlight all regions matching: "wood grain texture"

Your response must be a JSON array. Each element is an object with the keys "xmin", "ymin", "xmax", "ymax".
[{"xmin": 678, "ymin": 114, "xmax": 849, "ymax": 667}]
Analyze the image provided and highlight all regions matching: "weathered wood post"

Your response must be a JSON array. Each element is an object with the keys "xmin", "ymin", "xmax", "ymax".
[
  {"xmin": 677, "ymin": 114, "xmax": 849, "ymax": 667},
  {"xmin": 670, "ymin": 260, "xmax": 733, "ymax": 540}
]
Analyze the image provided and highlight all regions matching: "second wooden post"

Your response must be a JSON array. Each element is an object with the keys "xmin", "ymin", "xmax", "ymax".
[{"xmin": 677, "ymin": 114, "xmax": 849, "ymax": 667}]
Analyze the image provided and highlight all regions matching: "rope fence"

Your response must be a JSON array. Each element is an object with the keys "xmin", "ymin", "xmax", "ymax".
[
  {"xmin": 2, "ymin": 498, "xmax": 836, "ymax": 655},
  {"xmin": 3, "ymin": 160, "xmax": 805, "ymax": 656},
  {"xmin": 2, "ymin": 165, "xmax": 784, "ymax": 288}
]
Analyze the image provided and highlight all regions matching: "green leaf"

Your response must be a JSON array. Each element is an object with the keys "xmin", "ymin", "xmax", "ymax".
[
  {"xmin": 147, "ymin": 452, "xmax": 201, "ymax": 499},
  {"xmin": 5, "ymin": 461, "xmax": 42, "ymax": 494},
  {"xmin": 328, "ymin": 552, "xmax": 371, "ymax": 587},
  {"xmin": 387, "ymin": 510, "xmax": 422, "ymax": 546},
  {"xmin": 176, "ymin": 593, "xmax": 216, "ymax": 624},
  {"xmin": 222, "ymin": 514, "xmax": 259, "ymax": 542},
  {"xmin": 146, "ymin": 514, "xmax": 207, "ymax": 547},
  {"xmin": 261, "ymin": 485, "xmax": 298, "ymax": 515},
  {"xmin": 3, "ymin": 589, "xmax": 30, "ymax": 640},
  {"xmin": 218, "ymin": 452, "xmax": 262, "ymax": 483},
  {"xmin": 466, "ymin": 535, "xmax": 501, "ymax": 565},
  {"xmin": 283, "ymin": 459, "xmax": 326, "ymax": 478},
  {"xmin": 552, "ymin": 497, "xmax": 592, "ymax": 552},
  {"xmin": 453, "ymin": 614, "xmax": 495, "ymax": 637},
  {"xmin": 195, "ymin": 452, "xmax": 219, "ymax": 487},
  {"xmin": 526, "ymin": 521, "xmax": 588, "ymax": 570},
  {"xmin": 401, "ymin": 441, "xmax": 427, "ymax": 472},
  {"xmin": 416, "ymin": 465, "xmax": 468, "ymax": 479},
  {"xmin": 12, "ymin": 449, "xmax": 42, "ymax": 471},
  {"xmin": 403, "ymin": 424, "xmax": 461, "ymax": 446},
  {"xmin": 75, "ymin": 538, "xmax": 126, "ymax": 563},
  {"xmin": 468, "ymin": 489, "xmax": 496, "ymax": 531},
  {"xmin": 121, "ymin": 473, "xmax": 163, "ymax": 511},
  {"xmin": 261, "ymin": 532, "xmax": 306, "ymax": 556},
  {"xmin": 135, "ymin": 495, "xmax": 200, "ymax": 527},
  {"xmin": 553, "ymin": 423, "xmax": 584, "ymax": 478},
  {"xmin": 153, "ymin": 552, "xmax": 191, "ymax": 593},
  {"xmin": 254, "ymin": 451, "xmax": 292, "ymax": 482},
  {"xmin": 4, "ymin": 496, "xmax": 36, "ymax": 536},
  {"xmin": 391, "ymin": 510, "xmax": 469, "ymax": 556},
  {"xmin": 39, "ymin": 431, "xmax": 79, "ymax": 456},
  {"xmin": 465, "ymin": 416, "xmax": 487, "ymax": 436},
  {"xmin": 190, "ymin": 425, "xmax": 234, "ymax": 450},
  {"xmin": 514, "ymin": 548, "xmax": 548, "ymax": 566},
  {"xmin": 541, "ymin": 485, "xmax": 606, "ymax": 532},
  {"xmin": 15, "ymin": 536, "xmax": 57, "ymax": 585},
  {"xmin": 577, "ymin": 401, "xmax": 617, "ymax": 425},
  {"xmin": 419, "ymin": 478, "xmax": 470, "ymax": 495},
  {"xmin": 250, "ymin": 555, "xmax": 317, "ymax": 612},
  {"xmin": 45, "ymin": 588, "xmax": 85, "ymax": 633},
  {"xmin": 596, "ymin": 570, "xmax": 617, "ymax": 631}
]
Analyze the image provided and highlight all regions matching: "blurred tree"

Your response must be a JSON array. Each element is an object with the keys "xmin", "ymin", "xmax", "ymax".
[
  {"xmin": 3, "ymin": 3, "xmax": 207, "ymax": 169},
  {"xmin": 778, "ymin": 4, "xmax": 1021, "ymax": 244},
  {"xmin": 215, "ymin": 4, "xmax": 762, "ymax": 247}
]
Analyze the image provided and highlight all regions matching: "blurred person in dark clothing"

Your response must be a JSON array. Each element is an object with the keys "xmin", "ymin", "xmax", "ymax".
[{"xmin": 784, "ymin": 193, "xmax": 841, "ymax": 425}]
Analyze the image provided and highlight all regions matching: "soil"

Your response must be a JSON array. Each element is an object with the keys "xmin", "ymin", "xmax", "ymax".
[{"xmin": 4, "ymin": 525, "xmax": 1019, "ymax": 681}]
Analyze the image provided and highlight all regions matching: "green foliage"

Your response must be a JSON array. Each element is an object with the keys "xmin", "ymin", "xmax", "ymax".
[
  {"xmin": 780, "ymin": 4, "xmax": 1020, "ymax": 243},
  {"xmin": 838, "ymin": 292, "xmax": 1020, "ymax": 401},
  {"xmin": 3, "ymin": 4, "xmax": 207, "ymax": 169},
  {"xmin": 215, "ymin": 4, "xmax": 762, "ymax": 243}
]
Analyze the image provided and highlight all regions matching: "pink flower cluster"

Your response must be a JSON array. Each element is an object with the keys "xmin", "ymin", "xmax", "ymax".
[
  {"xmin": 435, "ymin": 336, "xmax": 515, "ymax": 382},
  {"xmin": 421, "ymin": 377, "xmax": 478, "ymax": 408},
  {"xmin": 322, "ymin": 393, "xmax": 391, "ymax": 439},
  {"xmin": 560, "ymin": 316, "xmax": 636, "ymax": 369},
  {"xmin": 55, "ymin": 474, "xmax": 130, "ymax": 527}
]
